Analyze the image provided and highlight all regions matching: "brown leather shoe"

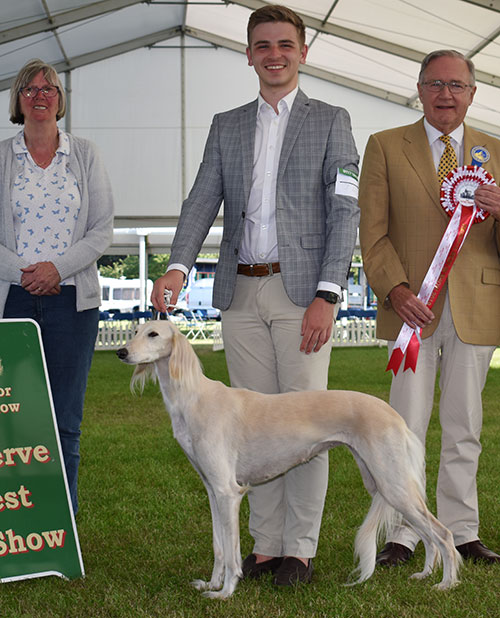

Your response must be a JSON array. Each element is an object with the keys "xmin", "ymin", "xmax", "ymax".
[
  {"xmin": 376, "ymin": 542, "xmax": 413, "ymax": 566},
  {"xmin": 241, "ymin": 553, "xmax": 283, "ymax": 579},
  {"xmin": 456, "ymin": 540, "xmax": 500, "ymax": 563},
  {"xmin": 273, "ymin": 557, "xmax": 313, "ymax": 586}
]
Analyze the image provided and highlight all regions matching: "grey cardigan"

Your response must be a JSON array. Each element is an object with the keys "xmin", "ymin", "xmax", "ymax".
[{"xmin": 0, "ymin": 133, "xmax": 114, "ymax": 316}]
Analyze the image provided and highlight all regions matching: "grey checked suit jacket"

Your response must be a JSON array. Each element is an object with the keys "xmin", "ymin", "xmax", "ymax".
[{"xmin": 169, "ymin": 89, "xmax": 360, "ymax": 310}]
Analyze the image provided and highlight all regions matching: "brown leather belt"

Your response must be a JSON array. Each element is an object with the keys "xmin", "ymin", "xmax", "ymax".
[{"xmin": 237, "ymin": 262, "xmax": 281, "ymax": 277}]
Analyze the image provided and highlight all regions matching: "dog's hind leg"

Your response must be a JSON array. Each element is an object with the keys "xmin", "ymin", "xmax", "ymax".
[
  {"xmin": 402, "ymin": 501, "xmax": 461, "ymax": 589},
  {"xmin": 380, "ymin": 481, "xmax": 460, "ymax": 589}
]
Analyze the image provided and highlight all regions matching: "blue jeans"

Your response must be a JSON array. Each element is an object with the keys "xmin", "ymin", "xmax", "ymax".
[{"xmin": 4, "ymin": 285, "xmax": 98, "ymax": 514}]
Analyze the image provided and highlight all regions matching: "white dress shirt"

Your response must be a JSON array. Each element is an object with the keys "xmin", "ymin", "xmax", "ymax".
[
  {"xmin": 239, "ymin": 88, "xmax": 297, "ymax": 264},
  {"xmin": 423, "ymin": 118, "xmax": 464, "ymax": 169}
]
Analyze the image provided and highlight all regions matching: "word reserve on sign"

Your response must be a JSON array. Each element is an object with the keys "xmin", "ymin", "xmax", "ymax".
[{"xmin": 0, "ymin": 319, "xmax": 84, "ymax": 582}]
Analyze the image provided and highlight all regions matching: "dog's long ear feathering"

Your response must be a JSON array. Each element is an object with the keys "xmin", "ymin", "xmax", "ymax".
[
  {"xmin": 168, "ymin": 329, "xmax": 203, "ymax": 393},
  {"xmin": 130, "ymin": 362, "xmax": 157, "ymax": 394}
]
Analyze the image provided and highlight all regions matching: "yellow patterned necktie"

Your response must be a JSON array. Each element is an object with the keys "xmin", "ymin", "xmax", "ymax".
[{"xmin": 437, "ymin": 135, "xmax": 458, "ymax": 184}]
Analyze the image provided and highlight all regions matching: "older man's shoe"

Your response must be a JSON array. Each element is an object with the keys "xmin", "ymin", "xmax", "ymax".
[
  {"xmin": 242, "ymin": 554, "xmax": 283, "ymax": 579},
  {"xmin": 456, "ymin": 540, "xmax": 500, "ymax": 563},
  {"xmin": 376, "ymin": 542, "xmax": 413, "ymax": 566},
  {"xmin": 273, "ymin": 557, "xmax": 313, "ymax": 586}
]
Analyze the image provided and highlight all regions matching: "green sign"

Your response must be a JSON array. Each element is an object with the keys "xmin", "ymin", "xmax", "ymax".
[{"xmin": 0, "ymin": 319, "xmax": 84, "ymax": 582}]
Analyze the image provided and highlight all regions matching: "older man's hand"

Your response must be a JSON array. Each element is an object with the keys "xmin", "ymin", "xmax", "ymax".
[
  {"xmin": 388, "ymin": 284, "xmax": 435, "ymax": 329},
  {"xmin": 475, "ymin": 184, "xmax": 500, "ymax": 221}
]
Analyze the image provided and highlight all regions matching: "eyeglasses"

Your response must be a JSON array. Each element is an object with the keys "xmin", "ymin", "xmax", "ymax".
[
  {"xmin": 420, "ymin": 80, "xmax": 472, "ymax": 94},
  {"xmin": 19, "ymin": 85, "xmax": 59, "ymax": 98}
]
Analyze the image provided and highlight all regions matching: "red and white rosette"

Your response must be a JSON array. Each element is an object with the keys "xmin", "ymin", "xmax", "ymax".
[{"xmin": 387, "ymin": 165, "xmax": 496, "ymax": 375}]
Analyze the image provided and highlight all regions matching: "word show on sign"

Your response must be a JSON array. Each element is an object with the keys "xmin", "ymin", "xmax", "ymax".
[
  {"xmin": 0, "ymin": 528, "xmax": 66, "ymax": 556},
  {"xmin": 0, "ymin": 387, "xmax": 20, "ymax": 414}
]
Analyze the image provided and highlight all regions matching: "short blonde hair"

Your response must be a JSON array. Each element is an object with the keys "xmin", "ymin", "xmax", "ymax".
[{"xmin": 9, "ymin": 58, "xmax": 66, "ymax": 125}]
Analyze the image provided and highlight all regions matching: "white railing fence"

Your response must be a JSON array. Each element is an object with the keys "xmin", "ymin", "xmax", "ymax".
[
  {"xmin": 332, "ymin": 318, "xmax": 385, "ymax": 347},
  {"xmin": 95, "ymin": 318, "xmax": 385, "ymax": 351},
  {"xmin": 95, "ymin": 320, "xmax": 137, "ymax": 350}
]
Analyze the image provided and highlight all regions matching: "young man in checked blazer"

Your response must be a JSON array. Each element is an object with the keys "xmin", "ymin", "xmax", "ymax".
[{"xmin": 152, "ymin": 4, "xmax": 360, "ymax": 585}]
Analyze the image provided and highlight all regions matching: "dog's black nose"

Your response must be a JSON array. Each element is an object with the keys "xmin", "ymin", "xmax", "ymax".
[{"xmin": 116, "ymin": 348, "xmax": 128, "ymax": 360}]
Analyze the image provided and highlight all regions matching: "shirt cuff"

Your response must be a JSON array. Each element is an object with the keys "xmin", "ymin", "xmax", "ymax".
[
  {"xmin": 167, "ymin": 263, "xmax": 189, "ymax": 278},
  {"xmin": 317, "ymin": 281, "xmax": 343, "ymax": 299}
]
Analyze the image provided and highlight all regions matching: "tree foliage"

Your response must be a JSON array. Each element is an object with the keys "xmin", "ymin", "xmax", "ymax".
[{"xmin": 98, "ymin": 254, "xmax": 171, "ymax": 281}]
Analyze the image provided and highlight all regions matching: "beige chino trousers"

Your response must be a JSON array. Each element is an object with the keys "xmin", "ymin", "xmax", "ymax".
[
  {"xmin": 387, "ymin": 291, "xmax": 495, "ymax": 548},
  {"xmin": 221, "ymin": 273, "xmax": 334, "ymax": 558}
]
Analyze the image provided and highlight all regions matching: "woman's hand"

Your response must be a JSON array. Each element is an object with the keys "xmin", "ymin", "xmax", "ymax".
[{"xmin": 21, "ymin": 262, "xmax": 61, "ymax": 295}]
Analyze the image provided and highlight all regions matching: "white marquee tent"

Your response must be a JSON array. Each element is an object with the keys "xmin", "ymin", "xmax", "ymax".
[{"xmin": 1, "ymin": 0, "xmax": 499, "ymax": 258}]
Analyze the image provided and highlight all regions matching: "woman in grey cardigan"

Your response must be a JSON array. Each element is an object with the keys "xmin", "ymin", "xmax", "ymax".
[{"xmin": 0, "ymin": 59, "xmax": 114, "ymax": 513}]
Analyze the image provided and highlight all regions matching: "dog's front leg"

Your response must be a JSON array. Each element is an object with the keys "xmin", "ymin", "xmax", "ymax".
[
  {"xmin": 201, "ymin": 489, "xmax": 244, "ymax": 599},
  {"xmin": 191, "ymin": 480, "xmax": 226, "ymax": 593}
]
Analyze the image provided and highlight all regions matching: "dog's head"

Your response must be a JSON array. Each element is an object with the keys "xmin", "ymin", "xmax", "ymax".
[
  {"xmin": 117, "ymin": 320, "xmax": 177, "ymax": 366},
  {"xmin": 116, "ymin": 320, "xmax": 201, "ymax": 393}
]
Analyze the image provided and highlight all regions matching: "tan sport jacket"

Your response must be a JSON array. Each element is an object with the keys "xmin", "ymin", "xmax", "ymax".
[{"xmin": 359, "ymin": 118, "xmax": 500, "ymax": 345}]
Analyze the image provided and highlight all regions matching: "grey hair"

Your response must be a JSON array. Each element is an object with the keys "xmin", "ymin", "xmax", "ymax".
[
  {"xmin": 418, "ymin": 50, "xmax": 475, "ymax": 86},
  {"xmin": 9, "ymin": 58, "xmax": 66, "ymax": 125}
]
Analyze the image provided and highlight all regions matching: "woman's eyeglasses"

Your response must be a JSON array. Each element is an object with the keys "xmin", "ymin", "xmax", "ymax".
[{"xmin": 19, "ymin": 86, "xmax": 59, "ymax": 98}]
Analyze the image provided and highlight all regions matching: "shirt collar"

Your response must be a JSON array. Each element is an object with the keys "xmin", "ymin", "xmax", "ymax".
[
  {"xmin": 12, "ymin": 129, "xmax": 70, "ymax": 155},
  {"xmin": 423, "ymin": 117, "xmax": 464, "ymax": 146},
  {"xmin": 257, "ymin": 86, "xmax": 299, "ymax": 117}
]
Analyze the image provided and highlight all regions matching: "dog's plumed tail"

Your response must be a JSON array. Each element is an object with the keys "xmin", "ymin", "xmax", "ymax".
[
  {"xmin": 348, "ymin": 493, "xmax": 402, "ymax": 585},
  {"xmin": 348, "ymin": 428, "xmax": 426, "ymax": 586}
]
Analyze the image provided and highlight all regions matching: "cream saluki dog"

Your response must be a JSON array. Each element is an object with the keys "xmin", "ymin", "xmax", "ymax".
[{"xmin": 117, "ymin": 321, "xmax": 461, "ymax": 598}]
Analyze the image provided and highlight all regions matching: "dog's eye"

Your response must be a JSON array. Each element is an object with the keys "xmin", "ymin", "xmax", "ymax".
[{"xmin": 148, "ymin": 331, "xmax": 159, "ymax": 338}]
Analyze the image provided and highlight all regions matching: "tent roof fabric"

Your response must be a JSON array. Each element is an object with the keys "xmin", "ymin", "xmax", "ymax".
[{"xmin": 1, "ymin": 0, "xmax": 499, "ymax": 135}]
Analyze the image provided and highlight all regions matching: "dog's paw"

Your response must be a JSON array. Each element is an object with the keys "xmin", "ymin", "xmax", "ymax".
[
  {"xmin": 432, "ymin": 578, "xmax": 460, "ymax": 591},
  {"xmin": 191, "ymin": 578, "xmax": 211, "ymax": 591},
  {"xmin": 409, "ymin": 569, "xmax": 431, "ymax": 580},
  {"xmin": 201, "ymin": 589, "xmax": 233, "ymax": 600}
]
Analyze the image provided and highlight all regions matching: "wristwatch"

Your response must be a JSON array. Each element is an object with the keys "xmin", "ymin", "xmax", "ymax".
[{"xmin": 315, "ymin": 290, "xmax": 341, "ymax": 305}]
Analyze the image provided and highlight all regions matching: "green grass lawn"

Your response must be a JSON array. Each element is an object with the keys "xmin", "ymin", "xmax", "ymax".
[{"xmin": 1, "ymin": 344, "xmax": 499, "ymax": 617}]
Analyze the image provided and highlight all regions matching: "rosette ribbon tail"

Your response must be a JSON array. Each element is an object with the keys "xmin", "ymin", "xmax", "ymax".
[
  {"xmin": 404, "ymin": 330, "xmax": 421, "ymax": 372},
  {"xmin": 386, "ymin": 323, "xmax": 414, "ymax": 375},
  {"xmin": 386, "ymin": 346, "xmax": 405, "ymax": 375}
]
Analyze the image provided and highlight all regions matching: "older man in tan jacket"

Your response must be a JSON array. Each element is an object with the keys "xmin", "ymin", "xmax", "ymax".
[{"xmin": 359, "ymin": 49, "xmax": 500, "ymax": 565}]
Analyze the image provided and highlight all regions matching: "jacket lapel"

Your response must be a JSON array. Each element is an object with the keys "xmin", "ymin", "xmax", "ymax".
[
  {"xmin": 403, "ymin": 118, "xmax": 442, "ymax": 210},
  {"xmin": 239, "ymin": 99, "xmax": 258, "ymax": 206},
  {"xmin": 278, "ymin": 89, "xmax": 309, "ymax": 179}
]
